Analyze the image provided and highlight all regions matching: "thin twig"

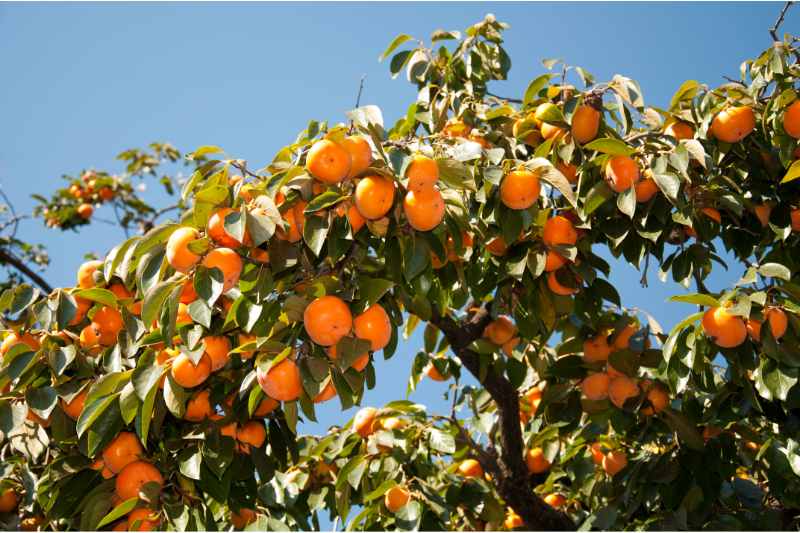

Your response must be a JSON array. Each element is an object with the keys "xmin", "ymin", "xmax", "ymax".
[
  {"xmin": 355, "ymin": 74, "xmax": 366, "ymax": 109},
  {"xmin": 486, "ymin": 91, "xmax": 523, "ymax": 104},
  {"xmin": 0, "ymin": 187, "xmax": 21, "ymax": 240},
  {"xmin": 770, "ymin": 1, "xmax": 794, "ymax": 42}
]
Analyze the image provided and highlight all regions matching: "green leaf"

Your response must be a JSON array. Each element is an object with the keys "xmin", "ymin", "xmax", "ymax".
[
  {"xmin": 583, "ymin": 138, "xmax": 635, "ymax": 156},
  {"xmin": 754, "ymin": 356, "xmax": 798, "ymax": 401},
  {"xmin": 427, "ymin": 428, "xmax": 456, "ymax": 453},
  {"xmin": 781, "ymin": 159, "xmax": 800, "ymax": 184},
  {"xmin": 76, "ymin": 394, "xmax": 118, "ymax": 438},
  {"xmin": 662, "ymin": 408, "xmax": 704, "ymax": 450},
  {"xmin": 617, "ymin": 186, "xmax": 636, "ymax": 218},
  {"xmin": 96, "ymin": 498, "xmax": 138, "ymax": 528},
  {"xmin": 668, "ymin": 293, "xmax": 720, "ymax": 307},
  {"xmin": 663, "ymin": 311, "xmax": 704, "ymax": 362},
  {"xmin": 74, "ymin": 288, "xmax": 118, "ymax": 309},
  {"xmin": 303, "ymin": 214, "xmax": 330, "ymax": 257},
  {"xmin": 583, "ymin": 181, "xmax": 614, "ymax": 216},
  {"xmin": 527, "ymin": 157, "xmax": 576, "ymax": 208},
  {"xmin": 379, "ymin": 34, "xmax": 413, "ymax": 61},
  {"xmin": 305, "ymin": 191, "xmax": 344, "ymax": 213},
  {"xmin": 758, "ymin": 263, "xmax": 791, "ymax": 281},
  {"xmin": 669, "ymin": 80, "xmax": 700, "ymax": 111},
  {"xmin": 357, "ymin": 277, "xmax": 395, "ymax": 308},
  {"xmin": 652, "ymin": 172, "xmax": 681, "ymax": 203},
  {"xmin": 188, "ymin": 145, "xmax": 224, "ymax": 159},
  {"xmin": 363, "ymin": 479, "xmax": 398, "ymax": 502},
  {"xmin": 179, "ymin": 447, "xmax": 202, "ymax": 480},
  {"xmin": 142, "ymin": 279, "xmax": 181, "ymax": 328}
]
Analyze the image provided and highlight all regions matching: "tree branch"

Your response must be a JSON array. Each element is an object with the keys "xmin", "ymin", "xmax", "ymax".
[
  {"xmin": 770, "ymin": 1, "xmax": 794, "ymax": 42},
  {"xmin": 0, "ymin": 247, "xmax": 52, "ymax": 293},
  {"xmin": 486, "ymin": 91, "xmax": 523, "ymax": 104},
  {"xmin": 430, "ymin": 307, "xmax": 575, "ymax": 531}
]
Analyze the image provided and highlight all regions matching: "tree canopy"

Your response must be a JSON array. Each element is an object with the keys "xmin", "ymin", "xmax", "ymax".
[{"xmin": 2, "ymin": 9, "xmax": 800, "ymax": 532}]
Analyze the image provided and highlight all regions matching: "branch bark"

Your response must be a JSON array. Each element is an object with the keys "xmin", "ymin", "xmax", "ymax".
[
  {"xmin": 430, "ymin": 307, "xmax": 575, "ymax": 531},
  {"xmin": 0, "ymin": 247, "xmax": 53, "ymax": 293}
]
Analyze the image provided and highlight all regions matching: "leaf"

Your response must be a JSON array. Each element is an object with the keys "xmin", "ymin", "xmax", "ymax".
[
  {"xmin": 357, "ymin": 278, "xmax": 395, "ymax": 308},
  {"xmin": 669, "ymin": 80, "xmax": 700, "ymax": 110},
  {"xmin": 781, "ymin": 159, "xmax": 800, "ymax": 184},
  {"xmin": 188, "ymin": 145, "xmax": 224, "ymax": 159},
  {"xmin": 617, "ymin": 186, "xmax": 636, "ymax": 218},
  {"xmin": 583, "ymin": 181, "xmax": 614, "ymax": 216},
  {"xmin": 303, "ymin": 214, "xmax": 330, "ymax": 257},
  {"xmin": 668, "ymin": 293, "xmax": 720, "ymax": 307},
  {"xmin": 96, "ymin": 498, "xmax": 138, "ymax": 528},
  {"xmin": 142, "ymin": 280, "xmax": 181, "ymax": 328},
  {"xmin": 652, "ymin": 172, "xmax": 681, "ymax": 203},
  {"xmin": 379, "ymin": 34, "xmax": 413, "ymax": 61},
  {"xmin": 304, "ymin": 191, "xmax": 344, "ymax": 213},
  {"xmin": 179, "ymin": 448, "xmax": 202, "ymax": 480},
  {"xmin": 661, "ymin": 408, "xmax": 704, "ymax": 451},
  {"xmin": 583, "ymin": 138, "xmax": 636, "ymax": 156},
  {"xmin": 663, "ymin": 311, "xmax": 704, "ymax": 362},
  {"xmin": 76, "ymin": 394, "xmax": 118, "ymax": 438},
  {"xmin": 758, "ymin": 262, "xmax": 791, "ymax": 281},
  {"xmin": 346, "ymin": 106, "xmax": 384, "ymax": 129},
  {"xmin": 523, "ymin": 74, "xmax": 554, "ymax": 106},
  {"xmin": 427, "ymin": 428, "xmax": 456, "ymax": 453},
  {"xmin": 754, "ymin": 356, "xmax": 798, "ymax": 401},
  {"xmin": 74, "ymin": 288, "xmax": 118, "ymax": 309},
  {"xmin": 526, "ymin": 157, "xmax": 576, "ymax": 208},
  {"xmin": 363, "ymin": 479, "xmax": 398, "ymax": 502}
]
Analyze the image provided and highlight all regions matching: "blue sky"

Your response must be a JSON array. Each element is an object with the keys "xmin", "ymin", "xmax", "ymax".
[{"xmin": 0, "ymin": 2, "xmax": 789, "ymax": 431}]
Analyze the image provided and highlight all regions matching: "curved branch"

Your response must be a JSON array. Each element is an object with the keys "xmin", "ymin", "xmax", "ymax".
[
  {"xmin": 770, "ymin": 1, "xmax": 794, "ymax": 42},
  {"xmin": 430, "ymin": 307, "xmax": 575, "ymax": 531},
  {"xmin": 0, "ymin": 247, "xmax": 52, "ymax": 293}
]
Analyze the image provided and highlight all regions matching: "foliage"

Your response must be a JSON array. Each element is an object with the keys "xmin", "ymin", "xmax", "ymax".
[{"xmin": 1, "ymin": 11, "xmax": 800, "ymax": 532}]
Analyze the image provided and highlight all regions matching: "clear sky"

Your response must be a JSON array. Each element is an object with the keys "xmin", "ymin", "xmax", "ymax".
[{"xmin": 0, "ymin": 2, "xmax": 791, "ymax": 433}]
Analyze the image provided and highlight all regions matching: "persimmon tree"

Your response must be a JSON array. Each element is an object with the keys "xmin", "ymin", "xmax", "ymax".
[{"xmin": 3, "ymin": 9, "xmax": 800, "ymax": 532}]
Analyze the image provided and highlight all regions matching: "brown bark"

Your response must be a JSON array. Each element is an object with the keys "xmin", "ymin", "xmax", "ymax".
[{"xmin": 430, "ymin": 307, "xmax": 575, "ymax": 531}]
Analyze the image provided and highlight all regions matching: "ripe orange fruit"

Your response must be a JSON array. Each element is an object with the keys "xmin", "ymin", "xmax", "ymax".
[
  {"xmin": 62, "ymin": 388, "xmax": 87, "ymax": 420},
  {"xmin": 0, "ymin": 489, "xmax": 17, "ymax": 513},
  {"xmin": 792, "ymin": 208, "xmax": 800, "ymax": 232},
  {"xmin": 556, "ymin": 161, "xmax": 577, "ymax": 184},
  {"xmin": 641, "ymin": 381, "xmax": 669, "ymax": 415},
  {"xmin": 207, "ymin": 207, "xmax": 250, "ymax": 248},
  {"xmin": 403, "ymin": 187, "xmax": 445, "ymax": 231},
  {"xmin": 354, "ymin": 407, "xmax": 378, "ymax": 438},
  {"xmin": 354, "ymin": 175, "xmax": 395, "ymax": 220},
  {"xmin": 483, "ymin": 315, "xmax": 516, "ymax": 345},
  {"xmin": 499, "ymin": 169, "xmax": 541, "ymax": 210},
  {"xmin": 608, "ymin": 376, "xmax": 639, "ymax": 408},
  {"xmin": 424, "ymin": 361, "xmax": 446, "ymax": 381},
  {"xmin": 306, "ymin": 139, "xmax": 351, "ymax": 184},
  {"xmin": 77, "ymin": 259, "xmax": 104, "ymax": 289},
  {"xmin": 583, "ymin": 335, "xmax": 611, "ymax": 363},
  {"xmin": 703, "ymin": 425, "xmax": 723, "ymax": 441},
  {"xmin": 784, "ymin": 100, "xmax": 800, "ymax": 138},
  {"xmin": 171, "ymin": 353, "xmax": 212, "ymax": 388},
  {"xmin": 79, "ymin": 323, "xmax": 101, "ymax": 349},
  {"xmin": 525, "ymin": 447, "xmax": 550, "ymax": 474},
  {"xmin": 604, "ymin": 155, "xmax": 640, "ymax": 193},
  {"xmin": 108, "ymin": 283, "xmax": 132, "ymax": 300},
  {"xmin": 256, "ymin": 358, "xmax": 301, "ymax": 401},
  {"xmin": 664, "ymin": 121, "xmax": 695, "ymax": 140},
  {"xmin": 504, "ymin": 510, "xmax": 523, "ymax": 530},
  {"xmin": 442, "ymin": 118, "xmax": 471, "ymax": 138},
  {"xmin": 274, "ymin": 195, "xmax": 306, "ymax": 243},
  {"xmin": 589, "ymin": 443, "xmax": 604, "ymax": 465},
  {"xmin": 702, "ymin": 306, "xmax": 747, "ymax": 348},
  {"xmin": 303, "ymin": 295, "xmax": 353, "ymax": 346},
  {"xmin": 313, "ymin": 381, "xmax": 337, "ymax": 404},
  {"xmin": 344, "ymin": 202, "xmax": 366, "ymax": 233},
  {"xmin": 571, "ymin": 104, "xmax": 601, "ymax": 144},
  {"xmin": 542, "ymin": 215, "xmax": 577, "ymax": 247},
  {"xmin": 543, "ymin": 250, "xmax": 567, "ymax": 272},
  {"xmin": 353, "ymin": 304, "xmax": 392, "ymax": 351},
  {"xmin": 103, "ymin": 431, "xmax": 144, "ymax": 474},
  {"xmin": 254, "ymin": 396, "xmax": 279, "ymax": 417},
  {"xmin": 543, "ymin": 493, "xmax": 566, "ymax": 508},
  {"xmin": 93, "ymin": 306, "xmax": 124, "ymax": 345},
  {"xmin": 77, "ymin": 203, "xmax": 94, "ymax": 220},
  {"xmin": 502, "ymin": 336, "xmax": 520, "ymax": 356},
  {"xmin": 611, "ymin": 323, "xmax": 638, "ymax": 350},
  {"xmin": 127, "ymin": 508, "xmax": 160, "ymax": 531},
  {"xmin": 340, "ymin": 135, "xmax": 372, "ymax": 179},
  {"xmin": 384, "ymin": 486, "xmax": 411, "ymax": 513},
  {"xmin": 602, "ymin": 449, "xmax": 628, "ymax": 476},
  {"xmin": 203, "ymin": 336, "xmax": 231, "ymax": 372},
  {"xmin": 581, "ymin": 372, "xmax": 610, "ymax": 400},
  {"xmin": 202, "ymin": 248, "xmax": 242, "ymax": 293},
  {"xmin": 99, "ymin": 187, "xmax": 115, "ymax": 201},
  {"xmin": 457, "ymin": 458, "xmax": 484, "ymax": 478},
  {"xmin": 68, "ymin": 296, "xmax": 91, "ymax": 326},
  {"xmin": 180, "ymin": 278, "xmax": 197, "ymax": 304},
  {"xmin": 115, "ymin": 461, "xmax": 164, "ymax": 501},
  {"xmin": 711, "ymin": 106, "xmax": 755, "ymax": 143},
  {"xmin": 747, "ymin": 307, "xmax": 788, "ymax": 342},
  {"xmin": 486, "ymin": 236, "xmax": 509, "ymax": 256},
  {"xmin": 540, "ymin": 122, "xmax": 565, "ymax": 140},
  {"xmin": 237, "ymin": 420, "xmax": 267, "ymax": 453},
  {"xmin": 701, "ymin": 207, "xmax": 721, "ymax": 224},
  {"xmin": 166, "ymin": 227, "xmax": 202, "ymax": 273},
  {"xmin": 635, "ymin": 178, "xmax": 658, "ymax": 203},
  {"xmin": 380, "ymin": 417, "xmax": 407, "ymax": 430},
  {"xmin": 753, "ymin": 203, "xmax": 772, "ymax": 227},
  {"xmin": 513, "ymin": 118, "xmax": 542, "ymax": 146},
  {"xmin": 406, "ymin": 154, "xmax": 439, "ymax": 192},
  {"xmin": 547, "ymin": 270, "xmax": 579, "ymax": 296},
  {"xmin": 231, "ymin": 508, "xmax": 257, "ymax": 530},
  {"xmin": 0, "ymin": 332, "xmax": 40, "ymax": 357},
  {"xmin": 185, "ymin": 389, "xmax": 213, "ymax": 421}
]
